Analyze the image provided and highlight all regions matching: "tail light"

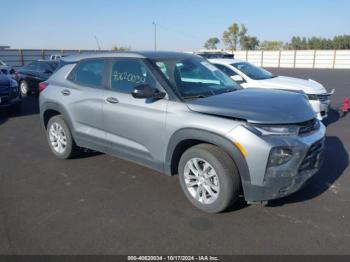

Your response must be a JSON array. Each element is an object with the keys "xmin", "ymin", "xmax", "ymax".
[
  {"xmin": 39, "ymin": 82, "xmax": 49, "ymax": 92},
  {"xmin": 15, "ymin": 70, "xmax": 19, "ymax": 79}
]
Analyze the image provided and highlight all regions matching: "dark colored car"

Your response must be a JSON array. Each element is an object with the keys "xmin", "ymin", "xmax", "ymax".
[
  {"xmin": 17, "ymin": 60, "xmax": 58, "ymax": 96},
  {"xmin": 196, "ymin": 51, "xmax": 234, "ymax": 59},
  {"xmin": 0, "ymin": 71, "xmax": 22, "ymax": 110}
]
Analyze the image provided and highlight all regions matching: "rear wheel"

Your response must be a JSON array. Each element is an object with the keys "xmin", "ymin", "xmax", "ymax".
[
  {"xmin": 178, "ymin": 144, "xmax": 241, "ymax": 213},
  {"xmin": 20, "ymin": 81, "xmax": 30, "ymax": 96},
  {"xmin": 46, "ymin": 115, "xmax": 81, "ymax": 159}
]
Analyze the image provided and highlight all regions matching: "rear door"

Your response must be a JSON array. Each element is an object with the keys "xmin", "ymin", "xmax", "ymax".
[
  {"xmin": 102, "ymin": 58, "xmax": 168, "ymax": 170},
  {"xmin": 63, "ymin": 58, "xmax": 109, "ymax": 151}
]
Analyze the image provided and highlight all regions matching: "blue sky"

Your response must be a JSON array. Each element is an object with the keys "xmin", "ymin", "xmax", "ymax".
[{"xmin": 2, "ymin": 0, "xmax": 349, "ymax": 50}]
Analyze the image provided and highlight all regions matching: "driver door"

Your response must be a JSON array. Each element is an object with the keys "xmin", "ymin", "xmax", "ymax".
[{"xmin": 103, "ymin": 58, "xmax": 168, "ymax": 170}]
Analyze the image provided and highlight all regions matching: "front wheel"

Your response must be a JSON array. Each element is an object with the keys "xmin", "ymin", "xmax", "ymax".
[
  {"xmin": 46, "ymin": 115, "xmax": 81, "ymax": 159},
  {"xmin": 178, "ymin": 144, "xmax": 241, "ymax": 213}
]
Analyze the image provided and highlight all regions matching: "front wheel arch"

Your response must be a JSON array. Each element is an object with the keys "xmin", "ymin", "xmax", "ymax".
[{"xmin": 165, "ymin": 128, "xmax": 250, "ymax": 184}]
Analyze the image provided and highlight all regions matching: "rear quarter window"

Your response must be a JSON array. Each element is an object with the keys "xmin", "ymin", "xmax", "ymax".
[{"xmin": 69, "ymin": 59, "xmax": 106, "ymax": 88}]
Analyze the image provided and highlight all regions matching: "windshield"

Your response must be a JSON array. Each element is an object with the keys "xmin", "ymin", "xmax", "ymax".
[
  {"xmin": 232, "ymin": 62, "xmax": 275, "ymax": 80},
  {"xmin": 153, "ymin": 58, "xmax": 239, "ymax": 99}
]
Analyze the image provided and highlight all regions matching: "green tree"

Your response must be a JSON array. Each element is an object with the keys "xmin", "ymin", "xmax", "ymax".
[
  {"xmin": 222, "ymin": 23, "xmax": 240, "ymax": 51},
  {"xmin": 222, "ymin": 23, "xmax": 259, "ymax": 51},
  {"xmin": 240, "ymin": 36, "xmax": 259, "ymax": 50},
  {"xmin": 204, "ymin": 37, "xmax": 220, "ymax": 49},
  {"xmin": 333, "ymin": 35, "xmax": 350, "ymax": 49},
  {"xmin": 112, "ymin": 45, "xmax": 130, "ymax": 51},
  {"xmin": 260, "ymin": 41, "xmax": 284, "ymax": 50}
]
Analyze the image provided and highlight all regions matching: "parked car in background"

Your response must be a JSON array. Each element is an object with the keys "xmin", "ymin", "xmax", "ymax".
[
  {"xmin": 0, "ymin": 71, "xmax": 22, "ymax": 110},
  {"xmin": 49, "ymin": 54, "xmax": 66, "ymax": 61},
  {"xmin": 210, "ymin": 59, "xmax": 334, "ymax": 120},
  {"xmin": 196, "ymin": 51, "xmax": 234, "ymax": 59},
  {"xmin": 0, "ymin": 60, "xmax": 17, "ymax": 80},
  {"xmin": 39, "ymin": 51, "xmax": 325, "ymax": 213},
  {"xmin": 16, "ymin": 60, "xmax": 59, "ymax": 96}
]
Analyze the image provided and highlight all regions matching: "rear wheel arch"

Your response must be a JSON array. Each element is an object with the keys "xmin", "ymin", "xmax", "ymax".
[
  {"xmin": 43, "ymin": 109, "xmax": 61, "ymax": 128},
  {"xmin": 41, "ymin": 102, "xmax": 74, "ymax": 132}
]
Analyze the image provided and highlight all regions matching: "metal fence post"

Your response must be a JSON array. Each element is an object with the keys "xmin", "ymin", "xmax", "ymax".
[
  {"xmin": 293, "ymin": 50, "xmax": 297, "ymax": 68},
  {"xmin": 333, "ymin": 50, "xmax": 337, "ymax": 69},
  {"xmin": 245, "ymin": 50, "xmax": 248, "ymax": 61},
  {"xmin": 19, "ymin": 49, "xmax": 24, "ymax": 66},
  {"xmin": 41, "ymin": 49, "xmax": 45, "ymax": 59},
  {"xmin": 312, "ymin": 50, "xmax": 316, "ymax": 69},
  {"xmin": 278, "ymin": 50, "xmax": 281, "ymax": 68},
  {"xmin": 261, "ymin": 50, "xmax": 264, "ymax": 67}
]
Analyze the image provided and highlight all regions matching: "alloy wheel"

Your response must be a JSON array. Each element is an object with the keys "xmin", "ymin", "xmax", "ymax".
[{"xmin": 184, "ymin": 158, "xmax": 220, "ymax": 204}]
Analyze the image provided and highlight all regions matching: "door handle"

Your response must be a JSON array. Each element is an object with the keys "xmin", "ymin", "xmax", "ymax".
[
  {"xmin": 106, "ymin": 97, "xmax": 119, "ymax": 104},
  {"xmin": 61, "ymin": 89, "xmax": 71, "ymax": 96}
]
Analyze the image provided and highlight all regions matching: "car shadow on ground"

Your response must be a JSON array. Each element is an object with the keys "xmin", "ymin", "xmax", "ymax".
[
  {"xmin": 268, "ymin": 135, "xmax": 348, "ymax": 207},
  {"xmin": 0, "ymin": 95, "xmax": 40, "ymax": 126},
  {"xmin": 323, "ymin": 108, "xmax": 342, "ymax": 127}
]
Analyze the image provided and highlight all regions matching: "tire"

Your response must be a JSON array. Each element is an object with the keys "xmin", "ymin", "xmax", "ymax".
[
  {"xmin": 178, "ymin": 144, "xmax": 241, "ymax": 213},
  {"xmin": 46, "ymin": 115, "xmax": 81, "ymax": 159},
  {"xmin": 20, "ymin": 80, "xmax": 30, "ymax": 96}
]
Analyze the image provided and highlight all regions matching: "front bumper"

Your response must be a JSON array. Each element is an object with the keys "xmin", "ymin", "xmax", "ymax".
[
  {"xmin": 226, "ymin": 122, "xmax": 326, "ymax": 202},
  {"xmin": 0, "ymin": 93, "xmax": 22, "ymax": 108},
  {"xmin": 308, "ymin": 90, "xmax": 334, "ymax": 120}
]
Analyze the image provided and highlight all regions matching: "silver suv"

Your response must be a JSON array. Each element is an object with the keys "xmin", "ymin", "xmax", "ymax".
[{"xmin": 39, "ymin": 51, "xmax": 326, "ymax": 213}]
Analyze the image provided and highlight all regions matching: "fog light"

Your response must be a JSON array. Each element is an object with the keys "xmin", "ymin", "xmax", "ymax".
[{"xmin": 268, "ymin": 147, "xmax": 293, "ymax": 167}]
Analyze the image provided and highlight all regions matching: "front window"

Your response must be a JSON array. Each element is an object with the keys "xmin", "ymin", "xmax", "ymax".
[
  {"xmin": 153, "ymin": 58, "xmax": 239, "ymax": 99},
  {"xmin": 110, "ymin": 59, "xmax": 157, "ymax": 94},
  {"xmin": 232, "ymin": 62, "xmax": 275, "ymax": 80},
  {"xmin": 214, "ymin": 64, "xmax": 238, "ymax": 77}
]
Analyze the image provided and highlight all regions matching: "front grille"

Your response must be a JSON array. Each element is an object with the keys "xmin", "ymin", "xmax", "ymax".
[
  {"xmin": 317, "ymin": 94, "xmax": 331, "ymax": 102},
  {"xmin": 298, "ymin": 119, "xmax": 320, "ymax": 136},
  {"xmin": 299, "ymin": 139, "xmax": 325, "ymax": 172},
  {"xmin": 0, "ymin": 96, "xmax": 9, "ymax": 105}
]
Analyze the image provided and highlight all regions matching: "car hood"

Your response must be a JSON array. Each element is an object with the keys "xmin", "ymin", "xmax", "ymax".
[
  {"xmin": 256, "ymin": 76, "xmax": 327, "ymax": 94},
  {"xmin": 186, "ymin": 88, "xmax": 316, "ymax": 124}
]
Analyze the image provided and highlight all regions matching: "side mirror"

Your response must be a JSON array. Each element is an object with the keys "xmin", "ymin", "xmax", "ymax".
[
  {"xmin": 231, "ymin": 75, "xmax": 244, "ymax": 83},
  {"xmin": 132, "ymin": 84, "xmax": 166, "ymax": 99}
]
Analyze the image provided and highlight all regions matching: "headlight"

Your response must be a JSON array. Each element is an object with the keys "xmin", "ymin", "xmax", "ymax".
[
  {"xmin": 268, "ymin": 147, "xmax": 293, "ymax": 167},
  {"xmin": 10, "ymin": 80, "xmax": 18, "ymax": 88},
  {"xmin": 246, "ymin": 124, "xmax": 299, "ymax": 136},
  {"xmin": 10, "ymin": 80, "xmax": 19, "ymax": 92}
]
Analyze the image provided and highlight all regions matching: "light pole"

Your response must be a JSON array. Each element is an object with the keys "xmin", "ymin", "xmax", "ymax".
[
  {"xmin": 94, "ymin": 36, "xmax": 101, "ymax": 50},
  {"xmin": 152, "ymin": 21, "xmax": 157, "ymax": 51}
]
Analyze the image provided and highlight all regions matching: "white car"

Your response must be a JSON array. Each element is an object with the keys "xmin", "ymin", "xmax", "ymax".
[
  {"xmin": 49, "ymin": 54, "xmax": 67, "ymax": 60},
  {"xmin": 210, "ymin": 59, "xmax": 334, "ymax": 120}
]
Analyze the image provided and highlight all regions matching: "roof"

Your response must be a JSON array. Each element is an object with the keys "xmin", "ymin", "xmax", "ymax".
[
  {"xmin": 208, "ymin": 58, "xmax": 244, "ymax": 64},
  {"xmin": 37, "ymin": 59, "xmax": 59, "ymax": 63},
  {"xmin": 62, "ymin": 51, "xmax": 199, "ymax": 63}
]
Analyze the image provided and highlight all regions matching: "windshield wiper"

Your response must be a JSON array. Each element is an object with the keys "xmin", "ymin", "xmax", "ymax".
[{"xmin": 182, "ymin": 94, "xmax": 209, "ymax": 100}]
